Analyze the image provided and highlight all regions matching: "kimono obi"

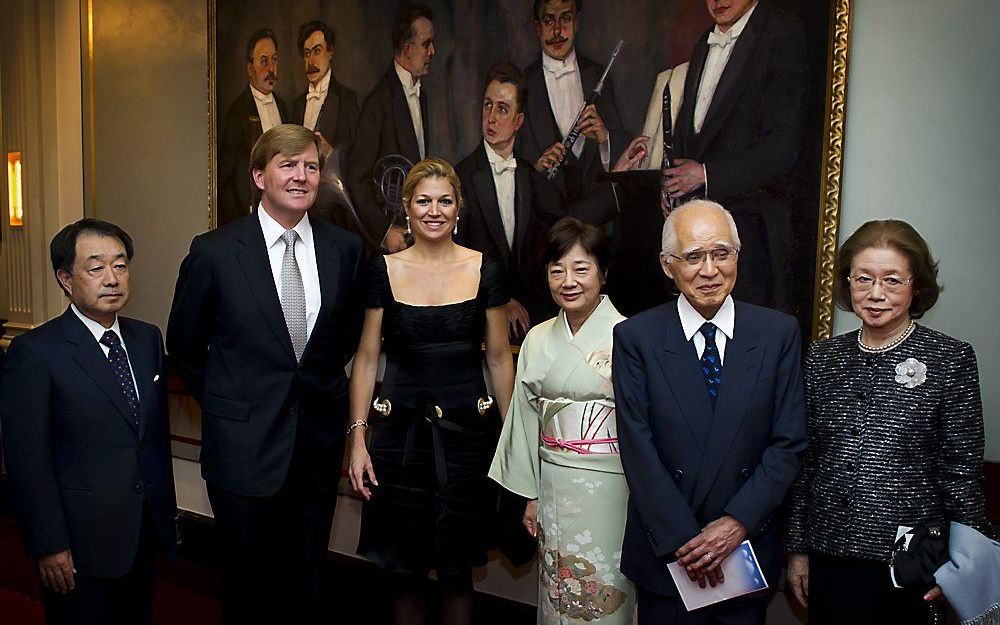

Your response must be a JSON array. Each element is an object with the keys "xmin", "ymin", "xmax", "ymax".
[{"xmin": 539, "ymin": 398, "xmax": 619, "ymax": 455}]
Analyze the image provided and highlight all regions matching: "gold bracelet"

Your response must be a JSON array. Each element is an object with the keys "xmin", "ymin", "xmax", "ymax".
[{"xmin": 346, "ymin": 420, "xmax": 369, "ymax": 435}]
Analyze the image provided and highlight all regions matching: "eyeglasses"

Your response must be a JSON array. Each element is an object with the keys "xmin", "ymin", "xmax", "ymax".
[
  {"xmin": 668, "ymin": 246, "xmax": 739, "ymax": 267},
  {"xmin": 847, "ymin": 274, "xmax": 913, "ymax": 292}
]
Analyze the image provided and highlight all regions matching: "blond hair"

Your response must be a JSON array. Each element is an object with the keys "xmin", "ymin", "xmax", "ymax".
[{"xmin": 401, "ymin": 157, "xmax": 463, "ymax": 211}]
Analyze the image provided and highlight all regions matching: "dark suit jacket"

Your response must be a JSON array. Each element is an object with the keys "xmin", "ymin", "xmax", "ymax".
[
  {"xmin": 613, "ymin": 299, "xmax": 806, "ymax": 596},
  {"xmin": 0, "ymin": 310, "xmax": 177, "ymax": 578},
  {"xmin": 347, "ymin": 65, "xmax": 429, "ymax": 250},
  {"xmin": 518, "ymin": 53, "xmax": 629, "ymax": 203},
  {"xmin": 291, "ymin": 73, "xmax": 360, "ymax": 148},
  {"xmin": 674, "ymin": 4, "xmax": 807, "ymax": 310},
  {"xmin": 166, "ymin": 213, "xmax": 367, "ymax": 497},
  {"xmin": 218, "ymin": 87, "xmax": 290, "ymax": 226},
  {"xmin": 455, "ymin": 144, "xmax": 555, "ymax": 325},
  {"xmin": 292, "ymin": 76, "xmax": 365, "ymax": 237}
]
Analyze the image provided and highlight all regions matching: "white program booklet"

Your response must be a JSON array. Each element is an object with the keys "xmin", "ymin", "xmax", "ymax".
[{"xmin": 667, "ymin": 540, "xmax": 769, "ymax": 611}]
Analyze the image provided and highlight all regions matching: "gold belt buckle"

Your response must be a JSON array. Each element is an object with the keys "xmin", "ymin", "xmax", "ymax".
[
  {"xmin": 477, "ymin": 396, "xmax": 494, "ymax": 416},
  {"xmin": 372, "ymin": 397, "xmax": 392, "ymax": 416},
  {"xmin": 425, "ymin": 405, "xmax": 443, "ymax": 423}
]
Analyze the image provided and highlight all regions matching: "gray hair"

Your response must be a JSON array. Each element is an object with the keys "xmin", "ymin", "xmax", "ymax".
[{"xmin": 660, "ymin": 199, "xmax": 741, "ymax": 257}]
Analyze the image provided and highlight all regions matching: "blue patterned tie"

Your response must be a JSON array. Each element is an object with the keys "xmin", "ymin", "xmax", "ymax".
[
  {"xmin": 699, "ymin": 322, "xmax": 722, "ymax": 407},
  {"xmin": 100, "ymin": 330, "xmax": 139, "ymax": 427}
]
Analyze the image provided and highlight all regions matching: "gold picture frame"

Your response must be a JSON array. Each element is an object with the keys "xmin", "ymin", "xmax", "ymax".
[{"xmin": 198, "ymin": 0, "xmax": 852, "ymax": 340}]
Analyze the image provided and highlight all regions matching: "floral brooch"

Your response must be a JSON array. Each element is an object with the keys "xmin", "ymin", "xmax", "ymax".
[
  {"xmin": 587, "ymin": 350, "xmax": 613, "ymax": 381},
  {"xmin": 894, "ymin": 357, "xmax": 927, "ymax": 388}
]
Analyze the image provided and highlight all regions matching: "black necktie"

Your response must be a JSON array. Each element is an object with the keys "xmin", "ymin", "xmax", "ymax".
[
  {"xmin": 699, "ymin": 323, "xmax": 722, "ymax": 408},
  {"xmin": 100, "ymin": 330, "xmax": 139, "ymax": 427}
]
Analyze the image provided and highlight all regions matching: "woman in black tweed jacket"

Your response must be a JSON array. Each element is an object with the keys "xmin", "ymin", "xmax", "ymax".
[{"xmin": 784, "ymin": 220, "xmax": 991, "ymax": 625}]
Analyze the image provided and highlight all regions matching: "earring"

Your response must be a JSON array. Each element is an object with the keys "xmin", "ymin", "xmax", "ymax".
[
  {"xmin": 405, "ymin": 215, "xmax": 411, "ymax": 235},
  {"xmin": 453, "ymin": 216, "xmax": 459, "ymax": 236}
]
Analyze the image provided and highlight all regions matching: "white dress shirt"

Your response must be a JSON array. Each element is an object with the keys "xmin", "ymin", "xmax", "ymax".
[
  {"xmin": 677, "ymin": 294, "xmax": 735, "ymax": 365},
  {"xmin": 542, "ymin": 50, "xmax": 611, "ymax": 168},
  {"xmin": 693, "ymin": 1, "xmax": 758, "ymax": 134},
  {"xmin": 303, "ymin": 68, "xmax": 332, "ymax": 132},
  {"xmin": 394, "ymin": 61, "xmax": 425, "ymax": 159},
  {"xmin": 483, "ymin": 140, "xmax": 517, "ymax": 249},
  {"xmin": 258, "ymin": 206, "xmax": 322, "ymax": 340},
  {"xmin": 250, "ymin": 84, "xmax": 283, "ymax": 132},
  {"xmin": 71, "ymin": 303, "xmax": 139, "ymax": 401}
]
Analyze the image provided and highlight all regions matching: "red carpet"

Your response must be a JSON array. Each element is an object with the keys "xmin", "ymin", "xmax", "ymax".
[
  {"xmin": 0, "ymin": 588, "xmax": 44, "ymax": 624},
  {"xmin": 0, "ymin": 516, "xmax": 221, "ymax": 625}
]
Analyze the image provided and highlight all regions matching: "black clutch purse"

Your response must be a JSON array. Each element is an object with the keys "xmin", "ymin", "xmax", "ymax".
[{"xmin": 891, "ymin": 524, "xmax": 950, "ymax": 591}]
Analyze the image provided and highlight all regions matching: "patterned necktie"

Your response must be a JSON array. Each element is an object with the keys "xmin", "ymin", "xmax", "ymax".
[
  {"xmin": 280, "ymin": 230, "xmax": 307, "ymax": 362},
  {"xmin": 100, "ymin": 330, "xmax": 139, "ymax": 427},
  {"xmin": 699, "ymin": 322, "xmax": 722, "ymax": 407}
]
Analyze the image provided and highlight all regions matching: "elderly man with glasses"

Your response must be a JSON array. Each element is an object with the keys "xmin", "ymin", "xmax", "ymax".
[{"xmin": 612, "ymin": 199, "xmax": 807, "ymax": 625}]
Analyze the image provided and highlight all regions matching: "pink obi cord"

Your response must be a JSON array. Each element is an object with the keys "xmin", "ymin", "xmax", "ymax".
[{"xmin": 541, "ymin": 434, "xmax": 619, "ymax": 455}]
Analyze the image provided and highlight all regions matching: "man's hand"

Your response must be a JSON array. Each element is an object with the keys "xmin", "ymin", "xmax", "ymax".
[
  {"xmin": 613, "ymin": 136, "xmax": 649, "ymax": 172},
  {"xmin": 507, "ymin": 298, "xmax": 531, "ymax": 339},
  {"xmin": 314, "ymin": 131, "xmax": 333, "ymax": 160},
  {"xmin": 576, "ymin": 104, "xmax": 609, "ymax": 145},
  {"xmin": 38, "ymin": 550, "xmax": 75, "ymax": 594},
  {"xmin": 787, "ymin": 553, "xmax": 809, "ymax": 608},
  {"xmin": 664, "ymin": 158, "xmax": 706, "ymax": 198},
  {"xmin": 534, "ymin": 143, "xmax": 567, "ymax": 173},
  {"xmin": 675, "ymin": 515, "xmax": 748, "ymax": 577},
  {"xmin": 383, "ymin": 226, "xmax": 408, "ymax": 253},
  {"xmin": 523, "ymin": 499, "xmax": 539, "ymax": 538}
]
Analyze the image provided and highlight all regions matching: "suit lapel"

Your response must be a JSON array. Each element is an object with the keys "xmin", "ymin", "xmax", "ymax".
[
  {"xmin": 577, "ymin": 60, "xmax": 600, "ymax": 176},
  {"xmin": 236, "ymin": 213, "xmax": 296, "ymax": 362},
  {"xmin": 472, "ymin": 147, "xmax": 510, "ymax": 263},
  {"xmin": 691, "ymin": 309, "xmax": 764, "ymax": 508},
  {"xmin": 676, "ymin": 37, "xmax": 709, "ymax": 155},
  {"xmin": 303, "ymin": 222, "xmax": 340, "ymax": 360},
  {"xmin": 245, "ymin": 88, "xmax": 263, "ymax": 153},
  {"xmin": 696, "ymin": 20, "xmax": 759, "ymax": 155},
  {"xmin": 318, "ymin": 89, "xmax": 340, "ymax": 139},
  {"xmin": 527, "ymin": 62, "xmax": 562, "ymax": 151},
  {"xmin": 512, "ymin": 162, "xmax": 532, "ymax": 256},
  {"xmin": 388, "ymin": 67, "xmax": 421, "ymax": 163},
  {"xmin": 62, "ymin": 310, "xmax": 138, "ymax": 433},
  {"xmin": 651, "ymin": 305, "xmax": 712, "ymax": 452},
  {"xmin": 120, "ymin": 319, "xmax": 153, "ymax": 441}
]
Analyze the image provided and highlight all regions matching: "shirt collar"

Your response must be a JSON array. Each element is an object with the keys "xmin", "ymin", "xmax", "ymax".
[
  {"xmin": 257, "ymin": 203, "xmax": 313, "ymax": 251},
  {"xmin": 483, "ymin": 140, "xmax": 516, "ymax": 166},
  {"xmin": 542, "ymin": 49, "xmax": 579, "ymax": 76},
  {"xmin": 713, "ymin": 1, "xmax": 757, "ymax": 40},
  {"xmin": 393, "ymin": 60, "xmax": 421, "ymax": 98},
  {"xmin": 249, "ymin": 83, "xmax": 274, "ymax": 104},
  {"xmin": 308, "ymin": 68, "xmax": 332, "ymax": 95},
  {"xmin": 70, "ymin": 303, "xmax": 122, "ymax": 344},
  {"xmin": 677, "ymin": 294, "xmax": 735, "ymax": 342}
]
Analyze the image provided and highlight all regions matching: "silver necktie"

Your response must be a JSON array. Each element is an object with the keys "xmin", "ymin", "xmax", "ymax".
[{"xmin": 280, "ymin": 230, "xmax": 307, "ymax": 361}]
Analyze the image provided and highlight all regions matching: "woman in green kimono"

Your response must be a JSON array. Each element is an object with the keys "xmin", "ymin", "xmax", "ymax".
[{"xmin": 489, "ymin": 217, "xmax": 635, "ymax": 624}]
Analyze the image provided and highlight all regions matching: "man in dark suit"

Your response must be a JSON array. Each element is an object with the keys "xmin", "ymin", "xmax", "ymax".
[
  {"xmin": 167, "ymin": 124, "xmax": 367, "ymax": 625},
  {"xmin": 456, "ymin": 61, "xmax": 555, "ymax": 338},
  {"xmin": 0, "ymin": 219, "xmax": 177, "ymax": 624},
  {"xmin": 665, "ymin": 0, "xmax": 807, "ymax": 312},
  {"xmin": 518, "ymin": 0, "xmax": 628, "ymax": 226},
  {"xmin": 348, "ymin": 3, "xmax": 435, "ymax": 254},
  {"xmin": 219, "ymin": 28, "xmax": 289, "ymax": 226},
  {"xmin": 291, "ymin": 20, "xmax": 363, "ymax": 235},
  {"xmin": 292, "ymin": 20, "xmax": 359, "ymax": 154},
  {"xmin": 613, "ymin": 200, "xmax": 806, "ymax": 624}
]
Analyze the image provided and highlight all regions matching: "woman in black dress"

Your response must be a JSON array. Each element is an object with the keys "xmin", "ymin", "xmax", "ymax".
[
  {"xmin": 784, "ymin": 220, "xmax": 991, "ymax": 624},
  {"xmin": 347, "ymin": 157, "xmax": 515, "ymax": 625}
]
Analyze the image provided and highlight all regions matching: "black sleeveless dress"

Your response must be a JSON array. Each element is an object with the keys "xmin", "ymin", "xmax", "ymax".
[{"xmin": 356, "ymin": 254, "xmax": 508, "ymax": 576}]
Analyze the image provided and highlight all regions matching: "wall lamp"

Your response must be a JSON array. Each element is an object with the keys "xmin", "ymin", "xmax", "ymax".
[{"xmin": 7, "ymin": 152, "xmax": 23, "ymax": 227}]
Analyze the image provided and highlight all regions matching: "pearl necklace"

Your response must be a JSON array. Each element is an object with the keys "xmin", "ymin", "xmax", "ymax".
[{"xmin": 858, "ymin": 319, "xmax": 916, "ymax": 353}]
